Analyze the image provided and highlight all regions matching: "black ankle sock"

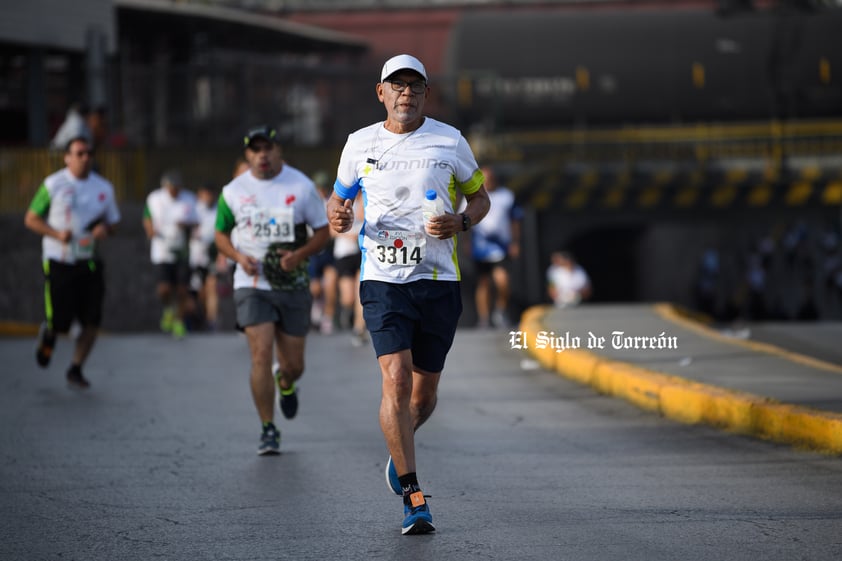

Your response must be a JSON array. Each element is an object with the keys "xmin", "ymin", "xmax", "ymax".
[
  {"xmin": 67, "ymin": 364, "xmax": 81, "ymax": 375},
  {"xmin": 398, "ymin": 472, "xmax": 421, "ymax": 502}
]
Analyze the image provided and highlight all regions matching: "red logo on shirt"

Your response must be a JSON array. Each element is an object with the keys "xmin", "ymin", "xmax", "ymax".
[
  {"xmin": 285, "ymin": 195, "xmax": 296, "ymax": 205},
  {"xmin": 98, "ymin": 192, "xmax": 106, "ymax": 202}
]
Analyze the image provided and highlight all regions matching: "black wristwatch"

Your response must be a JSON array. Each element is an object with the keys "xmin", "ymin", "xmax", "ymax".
[{"xmin": 460, "ymin": 213, "xmax": 472, "ymax": 231}]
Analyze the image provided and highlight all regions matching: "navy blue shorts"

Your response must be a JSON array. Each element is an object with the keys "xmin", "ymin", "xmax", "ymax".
[
  {"xmin": 360, "ymin": 279, "xmax": 462, "ymax": 373},
  {"xmin": 308, "ymin": 243, "xmax": 335, "ymax": 278}
]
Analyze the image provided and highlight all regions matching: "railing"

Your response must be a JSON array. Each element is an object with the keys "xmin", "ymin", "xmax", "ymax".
[
  {"xmin": 4, "ymin": 120, "xmax": 842, "ymax": 213},
  {"xmin": 0, "ymin": 148, "xmax": 149, "ymax": 213},
  {"xmin": 0, "ymin": 146, "xmax": 343, "ymax": 213},
  {"xmin": 465, "ymin": 119, "xmax": 842, "ymax": 212}
]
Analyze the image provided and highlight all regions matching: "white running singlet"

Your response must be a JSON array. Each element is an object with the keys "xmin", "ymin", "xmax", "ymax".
[{"xmin": 334, "ymin": 117, "xmax": 483, "ymax": 283}]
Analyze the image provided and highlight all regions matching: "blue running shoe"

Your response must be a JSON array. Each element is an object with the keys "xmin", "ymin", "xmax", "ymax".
[
  {"xmin": 385, "ymin": 456, "xmax": 402, "ymax": 496},
  {"xmin": 257, "ymin": 423, "xmax": 280, "ymax": 455},
  {"xmin": 402, "ymin": 492, "xmax": 435, "ymax": 535}
]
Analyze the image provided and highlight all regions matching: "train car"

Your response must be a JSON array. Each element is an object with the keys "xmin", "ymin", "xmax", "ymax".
[{"xmin": 444, "ymin": 8, "xmax": 842, "ymax": 129}]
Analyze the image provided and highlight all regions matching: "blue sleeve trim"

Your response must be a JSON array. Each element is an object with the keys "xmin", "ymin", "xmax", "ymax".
[
  {"xmin": 510, "ymin": 203, "xmax": 525, "ymax": 221},
  {"xmin": 333, "ymin": 178, "xmax": 361, "ymax": 201}
]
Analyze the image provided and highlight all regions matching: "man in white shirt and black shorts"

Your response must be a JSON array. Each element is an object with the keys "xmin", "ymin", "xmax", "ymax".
[
  {"xmin": 143, "ymin": 170, "xmax": 198, "ymax": 338},
  {"xmin": 328, "ymin": 54, "xmax": 490, "ymax": 535},
  {"xmin": 25, "ymin": 136, "xmax": 121, "ymax": 389}
]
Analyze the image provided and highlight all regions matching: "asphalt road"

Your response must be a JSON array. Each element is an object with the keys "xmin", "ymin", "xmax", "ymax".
[{"xmin": 1, "ymin": 327, "xmax": 841, "ymax": 561}]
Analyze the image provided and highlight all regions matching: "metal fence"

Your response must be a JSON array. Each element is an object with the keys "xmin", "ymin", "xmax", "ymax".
[
  {"xmin": 117, "ymin": 56, "xmax": 388, "ymax": 149},
  {"xmin": 0, "ymin": 148, "xmax": 147, "ymax": 213}
]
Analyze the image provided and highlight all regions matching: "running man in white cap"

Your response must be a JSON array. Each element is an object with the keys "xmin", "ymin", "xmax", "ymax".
[{"xmin": 328, "ymin": 54, "xmax": 490, "ymax": 535}]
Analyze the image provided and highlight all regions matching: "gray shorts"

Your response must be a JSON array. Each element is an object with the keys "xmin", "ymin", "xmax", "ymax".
[{"xmin": 233, "ymin": 287, "xmax": 312, "ymax": 337}]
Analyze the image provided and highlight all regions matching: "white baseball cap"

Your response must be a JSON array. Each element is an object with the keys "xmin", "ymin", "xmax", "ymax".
[{"xmin": 380, "ymin": 54, "xmax": 428, "ymax": 83}]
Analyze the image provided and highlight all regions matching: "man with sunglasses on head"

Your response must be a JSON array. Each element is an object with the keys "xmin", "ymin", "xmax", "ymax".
[
  {"xmin": 327, "ymin": 54, "xmax": 490, "ymax": 535},
  {"xmin": 25, "ymin": 136, "xmax": 121, "ymax": 389},
  {"xmin": 215, "ymin": 125, "xmax": 330, "ymax": 455}
]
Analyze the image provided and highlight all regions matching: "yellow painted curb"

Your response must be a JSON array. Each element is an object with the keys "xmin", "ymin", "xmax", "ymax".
[
  {"xmin": 520, "ymin": 305, "xmax": 842, "ymax": 455},
  {"xmin": 0, "ymin": 322, "xmax": 39, "ymax": 337},
  {"xmin": 654, "ymin": 302, "xmax": 842, "ymax": 376}
]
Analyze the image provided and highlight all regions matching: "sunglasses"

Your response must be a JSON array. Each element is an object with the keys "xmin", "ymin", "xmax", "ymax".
[{"xmin": 384, "ymin": 79, "xmax": 427, "ymax": 94}]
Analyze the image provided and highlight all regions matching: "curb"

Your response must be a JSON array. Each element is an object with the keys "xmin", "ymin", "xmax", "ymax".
[
  {"xmin": 653, "ymin": 303, "xmax": 842, "ymax": 375},
  {"xmin": 519, "ymin": 305, "xmax": 842, "ymax": 456},
  {"xmin": 0, "ymin": 322, "xmax": 39, "ymax": 338}
]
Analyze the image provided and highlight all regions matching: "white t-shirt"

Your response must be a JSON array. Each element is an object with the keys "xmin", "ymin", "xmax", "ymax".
[
  {"xmin": 30, "ymin": 168, "xmax": 121, "ymax": 263},
  {"xmin": 217, "ymin": 164, "xmax": 328, "ymax": 291},
  {"xmin": 547, "ymin": 264, "xmax": 590, "ymax": 307},
  {"xmin": 145, "ymin": 188, "xmax": 199, "ymax": 264},
  {"xmin": 468, "ymin": 187, "xmax": 522, "ymax": 263},
  {"xmin": 189, "ymin": 199, "xmax": 217, "ymax": 268},
  {"xmin": 334, "ymin": 117, "xmax": 483, "ymax": 283}
]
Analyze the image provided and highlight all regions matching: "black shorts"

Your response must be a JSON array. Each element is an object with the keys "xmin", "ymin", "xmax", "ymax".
[
  {"xmin": 43, "ymin": 259, "xmax": 106, "ymax": 333},
  {"xmin": 474, "ymin": 258, "xmax": 509, "ymax": 276},
  {"xmin": 190, "ymin": 266, "xmax": 210, "ymax": 292},
  {"xmin": 156, "ymin": 262, "xmax": 191, "ymax": 286},
  {"xmin": 360, "ymin": 279, "xmax": 462, "ymax": 373},
  {"xmin": 335, "ymin": 253, "xmax": 361, "ymax": 278}
]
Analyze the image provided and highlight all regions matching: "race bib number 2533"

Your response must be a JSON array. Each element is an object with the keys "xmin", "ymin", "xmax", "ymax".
[{"xmin": 249, "ymin": 207, "xmax": 294, "ymax": 243}]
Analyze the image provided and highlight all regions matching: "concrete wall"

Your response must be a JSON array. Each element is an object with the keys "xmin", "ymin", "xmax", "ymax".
[
  {"xmin": 4, "ymin": 203, "xmax": 840, "ymax": 333},
  {"xmin": 2, "ymin": 203, "xmax": 236, "ymax": 333}
]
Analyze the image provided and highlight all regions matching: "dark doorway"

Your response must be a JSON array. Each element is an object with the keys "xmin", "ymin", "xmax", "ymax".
[{"xmin": 565, "ymin": 225, "xmax": 646, "ymax": 303}]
